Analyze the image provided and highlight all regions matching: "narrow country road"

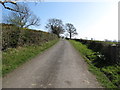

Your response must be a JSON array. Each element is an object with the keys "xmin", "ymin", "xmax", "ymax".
[{"xmin": 3, "ymin": 40, "xmax": 101, "ymax": 88}]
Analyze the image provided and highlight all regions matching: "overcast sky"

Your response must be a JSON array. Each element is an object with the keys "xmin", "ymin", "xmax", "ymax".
[{"xmin": 1, "ymin": 0, "xmax": 119, "ymax": 41}]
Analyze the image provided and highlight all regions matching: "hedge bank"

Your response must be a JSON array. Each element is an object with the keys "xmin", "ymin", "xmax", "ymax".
[{"xmin": 2, "ymin": 23, "xmax": 58, "ymax": 50}]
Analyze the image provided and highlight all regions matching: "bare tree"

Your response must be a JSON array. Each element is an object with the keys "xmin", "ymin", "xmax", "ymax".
[
  {"xmin": 45, "ymin": 18, "xmax": 64, "ymax": 37},
  {"xmin": 6, "ymin": 3, "xmax": 40, "ymax": 28},
  {"xmin": 66, "ymin": 23, "xmax": 77, "ymax": 39}
]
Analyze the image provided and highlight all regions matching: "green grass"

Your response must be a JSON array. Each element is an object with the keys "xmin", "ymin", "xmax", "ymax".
[
  {"xmin": 2, "ymin": 39, "xmax": 59, "ymax": 76},
  {"xmin": 69, "ymin": 40, "xmax": 117, "ymax": 88},
  {"xmin": 101, "ymin": 65, "xmax": 120, "ymax": 87}
]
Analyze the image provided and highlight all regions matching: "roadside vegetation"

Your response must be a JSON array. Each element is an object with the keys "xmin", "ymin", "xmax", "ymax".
[
  {"xmin": 2, "ymin": 39, "xmax": 58, "ymax": 76},
  {"xmin": 2, "ymin": 2, "xmax": 78, "ymax": 77},
  {"xmin": 69, "ymin": 40, "xmax": 119, "ymax": 88},
  {"xmin": 1, "ymin": 1, "xmax": 119, "ymax": 88},
  {"xmin": 2, "ymin": 23, "xmax": 59, "ymax": 76}
]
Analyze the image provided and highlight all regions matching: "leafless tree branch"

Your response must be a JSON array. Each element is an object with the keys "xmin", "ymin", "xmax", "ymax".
[
  {"xmin": 0, "ymin": 0, "xmax": 42, "ymax": 13},
  {"xmin": 5, "ymin": 3, "xmax": 40, "ymax": 28}
]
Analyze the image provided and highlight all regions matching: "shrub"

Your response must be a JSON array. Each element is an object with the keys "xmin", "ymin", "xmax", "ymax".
[
  {"xmin": 71, "ymin": 39, "xmax": 120, "ymax": 88},
  {"xmin": 2, "ymin": 24, "xmax": 58, "ymax": 50}
]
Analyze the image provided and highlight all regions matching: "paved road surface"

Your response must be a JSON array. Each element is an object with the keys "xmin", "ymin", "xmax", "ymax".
[{"xmin": 3, "ymin": 40, "xmax": 101, "ymax": 88}]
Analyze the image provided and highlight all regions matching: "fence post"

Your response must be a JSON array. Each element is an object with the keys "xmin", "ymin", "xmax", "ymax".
[
  {"xmin": 111, "ymin": 44, "xmax": 117, "ymax": 64},
  {"xmin": 116, "ymin": 44, "xmax": 120, "ymax": 64}
]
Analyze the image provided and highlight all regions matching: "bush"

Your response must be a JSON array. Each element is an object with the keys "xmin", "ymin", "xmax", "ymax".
[
  {"xmin": 74, "ymin": 39, "xmax": 120, "ymax": 65},
  {"xmin": 2, "ymin": 24, "xmax": 58, "ymax": 50},
  {"xmin": 70, "ymin": 40, "xmax": 120, "ymax": 88},
  {"xmin": 101, "ymin": 65, "xmax": 120, "ymax": 87},
  {"xmin": 69, "ymin": 40, "xmax": 116, "ymax": 88}
]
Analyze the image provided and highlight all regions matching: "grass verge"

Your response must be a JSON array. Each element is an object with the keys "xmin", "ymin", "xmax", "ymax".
[
  {"xmin": 69, "ymin": 40, "xmax": 117, "ymax": 88},
  {"xmin": 2, "ymin": 39, "xmax": 59, "ymax": 76}
]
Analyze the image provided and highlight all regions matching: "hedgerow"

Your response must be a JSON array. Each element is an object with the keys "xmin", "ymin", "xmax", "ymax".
[{"xmin": 2, "ymin": 23, "xmax": 58, "ymax": 50}]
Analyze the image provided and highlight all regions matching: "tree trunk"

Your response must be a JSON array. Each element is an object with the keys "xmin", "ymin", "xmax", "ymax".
[{"xmin": 70, "ymin": 33, "xmax": 71, "ymax": 39}]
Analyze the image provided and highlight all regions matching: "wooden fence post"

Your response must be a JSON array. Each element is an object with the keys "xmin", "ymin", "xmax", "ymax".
[{"xmin": 116, "ymin": 44, "xmax": 120, "ymax": 64}]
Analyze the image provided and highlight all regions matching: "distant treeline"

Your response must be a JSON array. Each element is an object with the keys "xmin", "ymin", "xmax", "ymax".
[
  {"xmin": 73, "ymin": 39, "xmax": 120, "ymax": 65},
  {"xmin": 2, "ymin": 23, "xmax": 58, "ymax": 50}
]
